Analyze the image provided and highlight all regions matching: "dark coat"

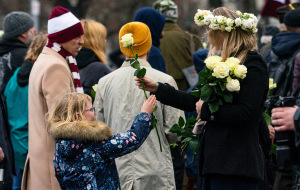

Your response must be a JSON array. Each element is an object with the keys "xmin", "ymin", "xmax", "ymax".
[
  {"xmin": 154, "ymin": 50, "xmax": 269, "ymax": 180},
  {"xmin": 0, "ymin": 35, "xmax": 28, "ymax": 92},
  {"xmin": 0, "ymin": 94, "xmax": 14, "ymax": 189},
  {"xmin": 76, "ymin": 47, "xmax": 112, "ymax": 97},
  {"xmin": 50, "ymin": 113, "xmax": 153, "ymax": 190}
]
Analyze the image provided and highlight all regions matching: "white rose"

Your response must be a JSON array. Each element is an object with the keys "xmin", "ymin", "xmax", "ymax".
[
  {"xmin": 120, "ymin": 33, "xmax": 134, "ymax": 48},
  {"xmin": 204, "ymin": 56, "xmax": 222, "ymax": 70},
  {"xmin": 225, "ymin": 57, "xmax": 240, "ymax": 71},
  {"xmin": 269, "ymin": 78, "xmax": 277, "ymax": 90},
  {"xmin": 226, "ymin": 79, "xmax": 240, "ymax": 92},
  {"xmin": 212, "ymin": 62, "xmax": 230, "ymax": 78},
  {"xmin": 252, "ymin": 28, "xmax": 258, "ymax": 33},
  {"xmin": 234, "ymin": 65, "xmax": 247, "ymax": 79},
  {"xmin": 236, "ymin": 11, "xmax": 243, "ymax": 17},
  {"xmin": 216, "ymin": 16, "xmax": 223, "ymax": 24},
  {"xmin": 209, "ymin": 23, "xmax": 219, "ymax": 30},
  {"xmin": 235, "ymin": 18, "xmax": 242, "ymax": 26},
  {"xmin": 220, "ymin": 25, "xmax": 226, "ymax": 31},
  {"xmin": 226, "ymin": 18, "xmax": 233, "ymax": 27},
  {"xmin": 225, "ymin": 27, "xmax": 232, "ymax": 32}
]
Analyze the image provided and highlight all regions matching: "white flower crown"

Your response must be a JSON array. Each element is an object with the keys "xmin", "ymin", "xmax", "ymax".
[{"xmin": 194, "ymin": 9, "xmax": 258, "ymax": 33}]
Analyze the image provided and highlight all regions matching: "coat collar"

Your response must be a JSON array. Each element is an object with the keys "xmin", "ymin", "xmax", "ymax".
[
  {"xmin": 42, "ymin": 47, "xmax": 68, "ymax": 65},
  {"xmin": 120, "ymin": 59, "xmax": 151, "ymax": 68},
  {"xmin": 49, "ymin": 120, "xmax": 113, "ymax": 141}
]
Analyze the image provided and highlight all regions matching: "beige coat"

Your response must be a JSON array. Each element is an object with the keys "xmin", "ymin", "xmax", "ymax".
[
  {"xmin": 94, "ymin": 60, "xmax": 185, "ymax": 190},
  {"xmin": 22, "ymin": 47, "xmax": 75, "ymax": 190}
]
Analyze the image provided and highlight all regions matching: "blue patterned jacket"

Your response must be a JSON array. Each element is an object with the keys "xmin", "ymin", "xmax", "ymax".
[{"xmin": 49, "ymin": 113, "xmax": 152, "ymax": 190}]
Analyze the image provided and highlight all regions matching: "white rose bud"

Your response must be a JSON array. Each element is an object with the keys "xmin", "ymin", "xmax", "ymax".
[
  {"xmin": 226, "ymin": 79, "xmax": 240, "ymax": 92},
  {"xmin": 121, "ymin": 33, "xmax": 134, "ymax": 48},
  {"xmin": 212, "ymin": 62, "xmax": 230, "ymax": 79},
  {"xmin": 234, "ymin": 65, "xmax": 247, "ymax": 79},
  {"xmin": 225, "ymin": 57, "xmax": 240, "ymax": 71},
  {"xmin": 225, "ymin": 26, "xmax": 232, "ymax": 32}
]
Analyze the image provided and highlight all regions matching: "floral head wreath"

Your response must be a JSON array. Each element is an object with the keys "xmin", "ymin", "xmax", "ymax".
[{"xmin": 194, "ymin": 9, "xmax": 258, "ymax": 33}]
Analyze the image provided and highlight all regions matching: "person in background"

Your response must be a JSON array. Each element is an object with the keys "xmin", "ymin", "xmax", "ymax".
[
  {"xmin": 134, "ymin": 7, "xmax": 167, "ymax": 73},
  {"xmin": 22, "ymin": 6, "xmax": 84, "ymax": 190},
  {"xmin": 4, "ymin": 33, "xmax": 47, "ymax": 190},
  {"xmin": 153, "ymin": 0, "xmax": 203, "ymax": 91},
  {"xmin": 95, "ymin": 21, "xmax": 184, "ymax": 190},
  {"xmin": 48, "ymin": 92, "xmax": 156, "ymax": 189},
  {"xmin": 259, "ymin": 25, "xmax": 280, "ymax": 57},
  {"xmin": 77, "ymin": 19, "xmax": 112, "ymax": 98},
  {"xmin": 0, "ymin": 11, "xmax": 36, "ymax": 92}
]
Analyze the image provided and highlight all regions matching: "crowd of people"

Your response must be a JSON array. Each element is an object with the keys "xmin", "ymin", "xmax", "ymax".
[{"xmin": 1, "ymin": 0, "xmax": 300, "ymax": 190}]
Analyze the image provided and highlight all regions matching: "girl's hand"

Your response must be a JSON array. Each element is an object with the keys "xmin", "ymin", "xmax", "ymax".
[
  {"xmin": 141, "ymin": 95, "xmax": 157, "ymax": 114},
  {"xmin": 196, "ymin": 99, "xmax": 204, "ymax": 116},
  {"xmin": 135, "ymin": 76, "xmax": 159, "ymax": 92},
  {"xmin": 268, "ymin": 125, "xmax": 275, "ymax": 144}
]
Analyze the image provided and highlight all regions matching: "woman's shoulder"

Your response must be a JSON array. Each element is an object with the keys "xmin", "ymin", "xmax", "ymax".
[{"xmin": 244, "ymin": 50, "xmax": 267, "ymax": 68}]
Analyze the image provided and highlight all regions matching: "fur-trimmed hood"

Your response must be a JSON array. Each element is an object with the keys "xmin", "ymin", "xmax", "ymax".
[{"xmin": 49, "ymin": 120, "xmax": 113, "ymax": 141}]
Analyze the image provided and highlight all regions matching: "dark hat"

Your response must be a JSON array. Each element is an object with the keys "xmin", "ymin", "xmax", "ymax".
[
  {"xmin": 3, "ymin": 11, "xmax": 34, "ymax": 37},
  {"xmin": 284, "ymin": 9, "xmax": 300, "ymax": 27},
  {"xmin": 277, "ymin": 3, "xmax": 300, "ymax": 23},
  {"xmin": 262, "ymin": 25, "xmax": 280, "ymax": 36}
]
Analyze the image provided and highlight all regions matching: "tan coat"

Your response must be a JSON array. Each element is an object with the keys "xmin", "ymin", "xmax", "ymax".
[
  {"xmin": 94, "ymin": 60, "xmax": 185, "ymax": 190},
  {"xmin": 22, "ymin": 47, "xmax": 75, "ymax": 190}
]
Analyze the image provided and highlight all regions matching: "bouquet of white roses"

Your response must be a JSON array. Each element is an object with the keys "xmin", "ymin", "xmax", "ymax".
[{"xmin": 191, "ymin": 55, "xmax": 247, "ymax": 113}]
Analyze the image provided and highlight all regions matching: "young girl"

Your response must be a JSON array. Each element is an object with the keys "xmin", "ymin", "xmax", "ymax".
[{"xmin": 47, "ymin": 92, "xmax": 156, "ymax": 189}]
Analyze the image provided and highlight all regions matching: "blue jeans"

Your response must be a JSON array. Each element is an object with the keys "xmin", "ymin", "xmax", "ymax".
[
  {"xmin": 12, "ymin": 168, "xmax": 23, "ymax": 190},
  {"xmin": 203, "ymin": 174, "xmax": 258, "ymax": 190}
]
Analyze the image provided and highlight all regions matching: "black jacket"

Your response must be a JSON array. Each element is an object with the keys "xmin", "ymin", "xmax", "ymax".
[
  {"xmin": 76, "ymin": 47, "xmax": 112, "ymax": 97},
  {"xmin": 0, "ymin": 35, "xmax": 28, "ymax": 92},
  {"xmin": 154, "ymin": 50, "xmax": 269, "ymax": 180}
]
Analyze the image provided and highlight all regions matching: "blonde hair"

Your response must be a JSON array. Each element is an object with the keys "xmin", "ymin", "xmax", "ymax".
[
  {"xmin": 47, "ymin": 92, "xmax": 92, "ymax": 129},
  {"xmin": 24, "ymin": 32, "xmax": 47, "ymax": 61},
  {"xmin": 80, "ymin": 19, "xmax": 107, "ymax": 64},
  {"xmin": 207, "ymin": 7, "xmax": 257, "ymax": 62}
]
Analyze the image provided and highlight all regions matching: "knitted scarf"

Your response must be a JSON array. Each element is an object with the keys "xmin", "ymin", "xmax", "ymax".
[{"xmin": 46, "ymin": 39, "xmax": 84, "ymax": 93}]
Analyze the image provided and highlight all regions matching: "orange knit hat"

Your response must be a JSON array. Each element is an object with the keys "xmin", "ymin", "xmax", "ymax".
[{"xmin": 119, "ymin": 22, "xmax": 152, "ymax": 58}]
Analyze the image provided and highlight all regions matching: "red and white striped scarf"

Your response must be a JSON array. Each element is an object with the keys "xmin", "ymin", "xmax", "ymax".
[{"xmin": 46, "ymin": 39, "xmax": 84, "ymax": 93}]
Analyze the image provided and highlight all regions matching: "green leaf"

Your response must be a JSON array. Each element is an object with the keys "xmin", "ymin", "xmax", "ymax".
[
  {"xmin": 125, "ymin": 59, "xmax": 130, "ymax": 62},
  {"xmin": 209, "ymin": 102, "xmax": 219, "ymax": 113},
  {"xmin": 134, "ymin": 70, "xmax": 139, "ymax": 76},
  {"xmin": 178, "ymin": 117, "xmax": 185, "ymax": 128},
  {"xmin": 153, "ymin": 106, "xmax": 158, "ymax": 113},
  {"xmin": 190, "ymin": 89, "xmax": 200, "ymax": 97},
  {"xmin": 130, "ymin": 60, "xmax": 140, "ymax": 69},
  {"xmin": 91, "ymin": 90, "xmax": 96, "ymax": 99},
  {"xmin": 263, "ymin": 110, "xmax": 272, "ymax": 126},
  {"xmin": 186, "ymin": 116, "xmax": 196, "ymax": 126},
  {"xmin": 182, "ymin": 137, "xmax": 193, "ymax": 143},
  {"xmin": 136, "ymin": 68, "xmax": 146, "ymax": 79},
  {"xmin": 170, "ymin": 143, "xmax": 178, "ymax": 148},
  {"xmin": 223, "ymin": 92, "xmax": 233, "ymax": 103},
  {"xmin": 220, "ymin": 83, "xmax": 226, "ymax": 91},
  {"xmin": 201, "ymin": 96, "xmax": 210, "ymax": 102},
  {"xmin": 152, "ymin": 116, "xmax": 158, "ymax": 129},
  {"xmin": 201, "ymin": 84, "xmax": 213, "ymax": 97},
  {"xmin": 189, "ymin": 140, "xmax": 199, "ymax": 155},
  {"xmin": 170, "ymin": 124, "xmax": 180, "ymax": 133}
]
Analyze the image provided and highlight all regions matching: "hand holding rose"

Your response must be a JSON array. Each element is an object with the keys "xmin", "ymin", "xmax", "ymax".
[{"xmin": 135, "ymin": 76, "xmax": 159, "ymax": 93}]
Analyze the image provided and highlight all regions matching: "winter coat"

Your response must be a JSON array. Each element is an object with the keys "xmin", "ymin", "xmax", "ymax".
[
  {"xmin": 0, "ymin": 35, "xmax": 28, "ymax": 92},
  {"xmin": 50, "ymin": 113, "xmax": 152, "ymax": 190},
  {"xmin": 159, "ymin": 22, "xmax": 203, "ymax": 91},
  {"xmin": 94, "ymin": 59, "xmax": 185, "ymax": 190},
  {"xmin": 133, "ymin": 7, "xmax": 167, "ymax": 73},
  {"xmin": 0, "ymin": 93, "xmax": 14, "ymax": 189},
  {"xmin": 22, "ymin": 47, "xmax": 76, "ymax": 190},
  {"xmin": 76, "ymin": 47, "xmax": 112, "ymax": 97},
  {"xmin": 154, "ymin": 50, "xmax": 268, "ymax": 180},
  {"xmin": 4, "ymin": 60, "xmax": 33, "ymax": 170}
]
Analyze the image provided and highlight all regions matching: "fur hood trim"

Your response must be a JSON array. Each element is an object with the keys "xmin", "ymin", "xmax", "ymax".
[{"xmin": 49, "ymin": 120, "xmax": 113, "ymax": 141}]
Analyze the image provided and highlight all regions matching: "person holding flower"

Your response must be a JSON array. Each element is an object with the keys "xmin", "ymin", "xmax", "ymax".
[
  {"xmin": 94, "ymin": 22, "xmax": 185, "ymax": 190},
  {"xmin": 135, "ymin": 7, "xmax": 269, "ymax": 190}
]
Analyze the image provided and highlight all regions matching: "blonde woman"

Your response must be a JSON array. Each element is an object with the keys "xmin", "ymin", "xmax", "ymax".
[
  {"xmin": 4, "ymin": 32, "xmax": 47, "ymax": 189},
  {"xmin": 135, "ymin": 7, "xmax": 269, "ymax": 190},
  {"xmin": 77, "ymin": 19, "xmax": 112, "ymax": 97}
]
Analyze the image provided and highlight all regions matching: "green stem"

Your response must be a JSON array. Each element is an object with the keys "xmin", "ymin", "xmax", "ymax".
[
  {"xmin": 153, "ymin": 116, "xmax": 162, "ymax": 152},
  {"xmin": 141, "ymin": 81, "xmax": 148, "ymax": 99}
]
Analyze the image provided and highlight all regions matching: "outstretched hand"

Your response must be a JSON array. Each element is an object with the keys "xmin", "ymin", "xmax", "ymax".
[
  {"xmin": 141, "ymin": 95, "xmax": 157, "ymax": 114},
  {"xmin": 135, "ymin": 76, "xmax": 159, "ymax": 93}
]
